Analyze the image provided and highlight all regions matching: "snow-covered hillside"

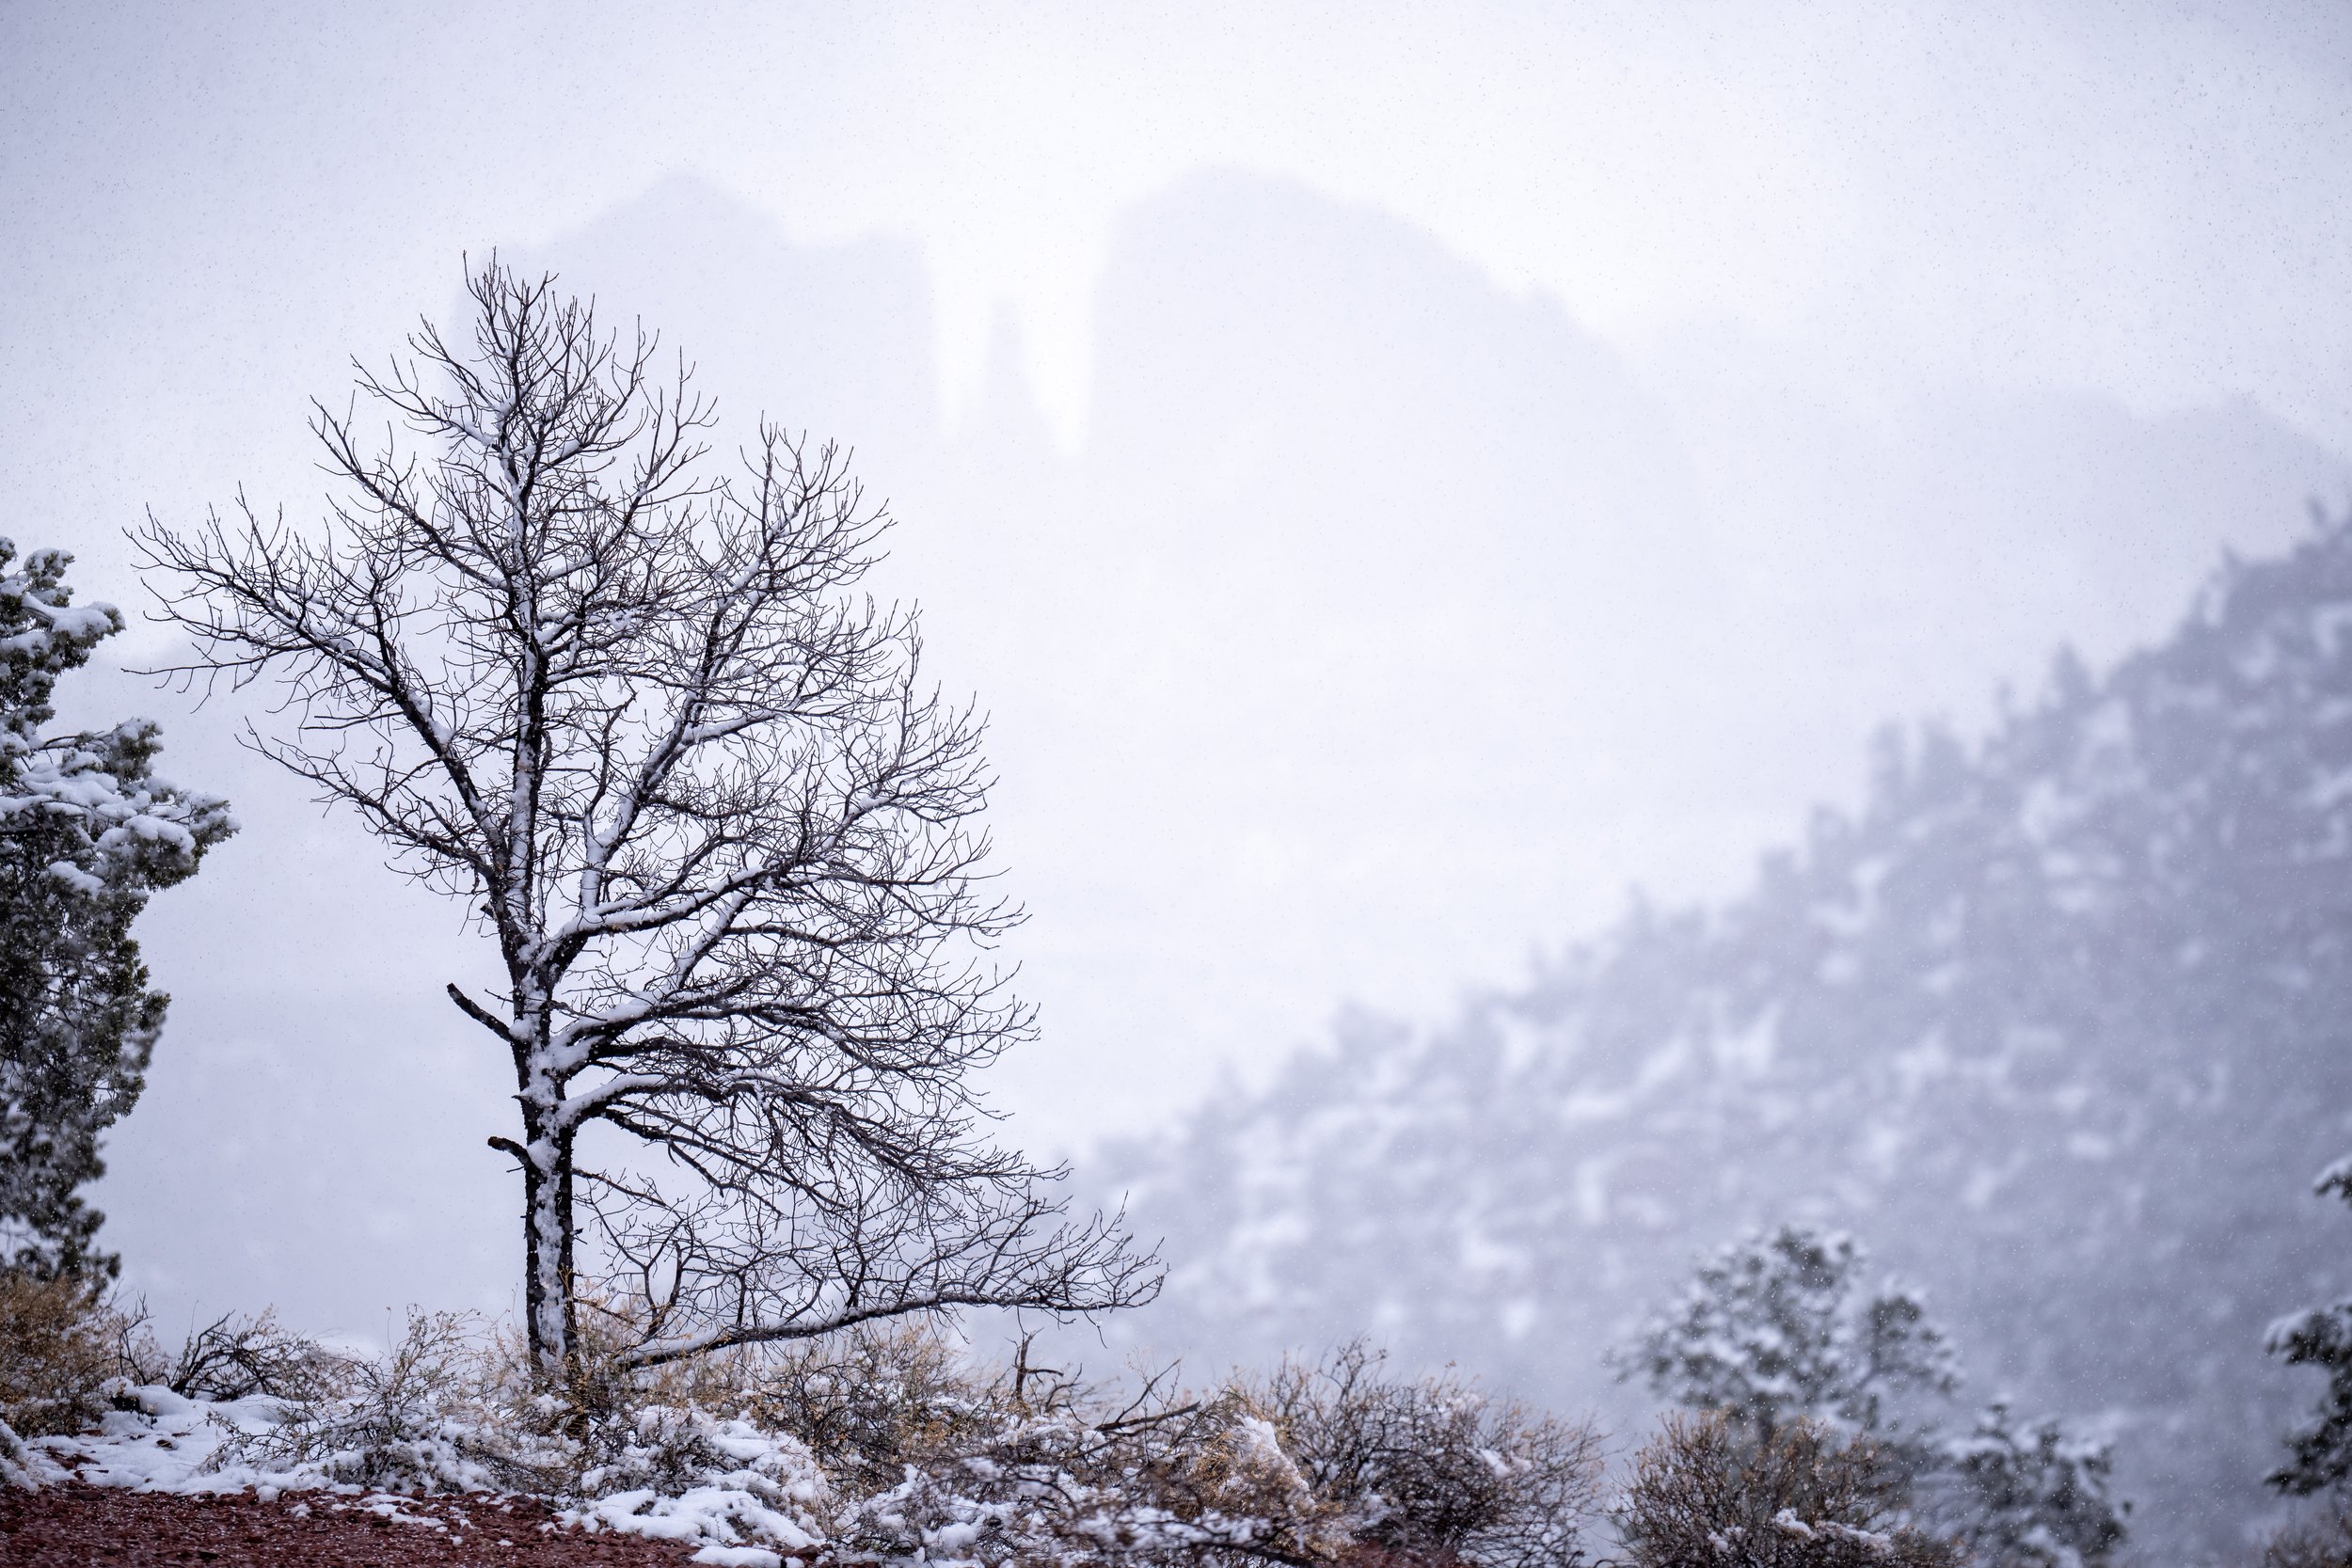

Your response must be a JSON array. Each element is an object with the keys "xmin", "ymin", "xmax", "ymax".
[{"xmin": 1093, "ymin": 513, "xmax": 2352, "ymax": 1560}]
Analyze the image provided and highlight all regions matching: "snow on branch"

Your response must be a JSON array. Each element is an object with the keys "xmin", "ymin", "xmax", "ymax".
[{"xmin": 133, "ymin": 259, "xmax": 1154, "ymax": 1379}]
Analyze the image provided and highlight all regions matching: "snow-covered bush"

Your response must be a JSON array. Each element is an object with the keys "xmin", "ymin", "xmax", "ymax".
[
  {"xmin": 231, "ymin": 1308, "xmax": 516, "ymax": 1492},
  {"xmin": 733, "ymin": 1323, "xmax": 1335, "ymax": 1568},
  {"xmin": 1615, "ymin": 1412, "xmax": 1962, "ymax": 1568},
  {"xmin": 1930, "ymin": 1402, "xmax": 2125, "ymax": 1568},
  {"xmin": 0, "ymin": 1271, "xmax": 153, "ymax": 1435},
  {"xmin": 728, "ymin": 1320, "xmax": 1000, "ymax": 1496},
  {"xmin": 20, "ymin": 1304, "xmax": 1612, "ymax": 1568},
  {"xmin": 1245, "ymin": 1338, "xmax": 1605, "ymax": 1568},
  {"xmin": 712, "ymin": 1325, "xmax": 1605, "ymax": 1568},
  {"xmin": 5, "ymin": 1285, "xmax": 349, "ymax": 1441}
]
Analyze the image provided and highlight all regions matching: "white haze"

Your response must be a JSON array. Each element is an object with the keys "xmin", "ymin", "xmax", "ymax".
[{"xmin": 2, "ymin": 0, "xmax": 2349, "ymax": 1337}]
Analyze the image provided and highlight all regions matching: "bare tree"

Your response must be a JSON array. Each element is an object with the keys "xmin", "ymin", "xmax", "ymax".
[{"xmin": 135, "ymin": 261, "xmax": 1156, "ymax": 1381}]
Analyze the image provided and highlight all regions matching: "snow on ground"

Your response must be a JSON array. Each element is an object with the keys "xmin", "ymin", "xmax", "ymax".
[{"xmin": 8, "ymin": 1386, "xmax": 826, "ymax": 1568}]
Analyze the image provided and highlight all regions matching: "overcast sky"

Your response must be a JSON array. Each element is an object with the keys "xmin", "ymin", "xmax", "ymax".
[{"xmin": 7, "ymin": 0, "xmax": 2352, "ymax": 1336}]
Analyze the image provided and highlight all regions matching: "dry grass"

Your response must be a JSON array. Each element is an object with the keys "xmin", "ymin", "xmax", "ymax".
[{"xmin": 0, "ymin": 1271, "xmax": 151, "ymax": 1436}]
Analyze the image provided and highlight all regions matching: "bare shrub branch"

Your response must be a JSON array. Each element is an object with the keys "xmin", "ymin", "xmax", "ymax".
[
  {"xmin": 166, "ymin": 1308, "xmax": 350, "ymax": 1403},
  {"xmin": 1616, "ymin": 1412, "xmax": 1961, "ymax": 1568},
  {"xmin": 1240, "ymin": 1339, "xmax": 1606, "ymax": 1568}
]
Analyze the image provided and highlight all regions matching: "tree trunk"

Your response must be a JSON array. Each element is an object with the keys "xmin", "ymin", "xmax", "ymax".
[{"xmin": 518, "ymin": 1105, "xmax": 574, "ymax": 1382}]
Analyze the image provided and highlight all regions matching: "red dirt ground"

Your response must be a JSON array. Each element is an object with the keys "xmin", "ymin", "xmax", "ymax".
[{"xmin": 0, "ymin": 1481, "xmax": 715, "ymax": 1566}]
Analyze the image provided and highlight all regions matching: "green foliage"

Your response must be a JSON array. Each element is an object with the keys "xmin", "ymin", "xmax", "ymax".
[{"xmin": 0, "ymin": 540, "xmax": 231, "ymax": 1278}]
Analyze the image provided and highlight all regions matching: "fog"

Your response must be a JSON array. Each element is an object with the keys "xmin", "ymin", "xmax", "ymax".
[{"xmin": 8, "ymin": 7, "xmax": 2352, "ymax": 1538}]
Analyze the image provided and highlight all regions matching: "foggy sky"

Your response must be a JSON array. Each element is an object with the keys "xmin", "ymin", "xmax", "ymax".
[{"xmin": 5, "ymin": 0, "xmax": 2351, "ymax": 1337}]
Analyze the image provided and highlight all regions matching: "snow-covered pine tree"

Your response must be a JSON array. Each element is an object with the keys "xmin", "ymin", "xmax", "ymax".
[
  {"xmin": 0, "ymin": 541, "xmax": 232, "ymax": 1279},
  {"xmin": 1617, "ymin": 1226, "xmax": 1958, "ymax": 1454},
  {"xmin": 1624, "ymin": 1227, "xmax": 2130, "ymax": 1561},
  {"xmin": 135, "ymin": 261, "xmax": 1156, "ymax": 1382},
  {"xmin": 2265, "ymin": 1157, "xmax": 2352, "ymax": 1493},
  {"xmin": 1933, "ymin": 1402, "xmax": 2126, "ymax": 1568}
]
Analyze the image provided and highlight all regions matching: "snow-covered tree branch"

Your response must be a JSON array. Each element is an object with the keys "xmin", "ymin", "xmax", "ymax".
[
  {"xmin": 1619, "ymin": 1225, "xmax": 2127, "ymax": 1564},
  {"xmin": 0, "ymin": 541, "xmax": 233, "ymax": 1278},
  {"xmin": 134, "ymin": 261, "xmax": 1157, "ymax": 1379},
  {"xmin": 2265, "ymin": 1155, "xmax": 2352, "ymax": 1494}
]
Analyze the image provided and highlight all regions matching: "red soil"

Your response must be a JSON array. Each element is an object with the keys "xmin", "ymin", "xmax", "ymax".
[{"xmin": 0, "ymin": 1481, "xmax": 711, "ymax": 1566}]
